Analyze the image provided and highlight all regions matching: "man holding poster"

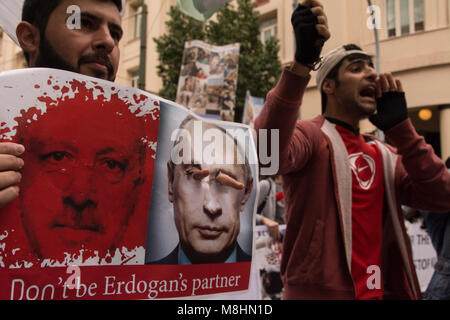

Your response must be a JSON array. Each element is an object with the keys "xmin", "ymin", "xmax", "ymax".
[
  {"xmin": 0, "ymin": 0, "xmax": 160, "ymax": 266},
  {"xmin": 0, "ymin": 0, "xmax": 124, "ymax": 209},
  {"xmin": 254, "ymin": 0, "xmax": 450, "ymax": 300},
  {"xmin": 0, "ymin": 0, "xmax": 258, "ymax": 300}
]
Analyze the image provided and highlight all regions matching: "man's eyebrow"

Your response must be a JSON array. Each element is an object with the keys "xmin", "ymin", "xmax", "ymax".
[
  {"xmin": 347, "ymin": 58, "xmax": 373, "ymax": 68},
  {"xmin": 108, "ymin": 21, "xmax": 123, "ymax": 38},
  {"xmin": 80, "ymin": 12, "xmax": 123, "ymax": 37},
  {"xmin": 95, "ymin": 147, "xmax": 115, "ymax": 155},
  {"xmin": 95, "ymin": 147, "xmax": 130, "ymax": 158},
  {"xmin": 215, "ymin": 169, "xmax": 238, "ymax": 181},
  {"xmin": 32, "ymin": 138, "xmax": 78, "ymax": 152},
  {"xmin": 80, "ymin": 11, "xmax": 100, "ymax": 23}
]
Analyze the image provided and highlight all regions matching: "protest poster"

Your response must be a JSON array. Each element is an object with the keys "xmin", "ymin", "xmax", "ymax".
[
  {"xmin": 405, "ymin": 220, "xmax": 438, "ymax": 292},
  {"xmin": 0, "ymin": 68, "xmax": 258, "ymax": 300},
  {"xmin": 242, "ymin": 91, "xmax": 265, "ymax": 127},
  {"xmin": 176, "ymin": 40, "xmax": 240, "ymax": 122}
]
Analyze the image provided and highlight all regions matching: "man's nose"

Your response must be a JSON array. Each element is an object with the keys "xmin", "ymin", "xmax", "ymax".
[
  {"xmin": 65, "ymin": 164, "xmax": 96, "ymax": 205},
  {"xmin": 63, "ymin": 197, "xmax": 96, "ymax": 214},
  {"xmin": 366, "ymin": 66, "xmax": 378, "ymax": 81},
  {"xmin": 203, "ymin": 185, "xmax": 222, "ymax": 217},
  {"xmin": 92, "ymin": 25, "xmax": 115, "ymax": 53}
]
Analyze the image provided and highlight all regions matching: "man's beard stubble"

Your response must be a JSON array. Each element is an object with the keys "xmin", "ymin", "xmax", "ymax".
[
  {"xmin": 36, "ymin": 36, "xmax": 77, "ymax": 72},
  {"xmin": 35, "ymin": 37, "xmax": 115, "ymax": 81}
]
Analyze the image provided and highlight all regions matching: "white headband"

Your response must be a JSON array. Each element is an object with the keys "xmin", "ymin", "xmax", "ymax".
[{"xmin": 316, "ymin": 46, "xmax": 371, "ymax": 91}]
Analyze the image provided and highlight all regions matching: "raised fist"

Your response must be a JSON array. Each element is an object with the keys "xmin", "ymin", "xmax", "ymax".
[{"xmin": 292, "ymin": 0, "xmax": 330, "ymax": 65}]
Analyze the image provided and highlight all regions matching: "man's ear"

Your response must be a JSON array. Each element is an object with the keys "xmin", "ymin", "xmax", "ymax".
[
  {"xmin": 16, "ymin": 22, "xmax": 40, "ymax": 65},
  {"xmin": 239, "ymin": 178, "xmax": 253, "ymax": 212},
  {"xmin": 167, "ymin": 161, "xmax": 175, "ymax": 203},
  {"xmin": 322, "ymin": 78, "xmax": 336, "ymax": 95}
]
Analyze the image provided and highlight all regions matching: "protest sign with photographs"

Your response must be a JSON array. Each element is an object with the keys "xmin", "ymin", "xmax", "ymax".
[
  {"xmin": 0, "ymin": 68, "xmax": 258, "ymax": 300},
  {"xmin": 242, "ymin": 91, "xmax": 265, "ymax": 127},
  {"xmin": 176, "ymin": 40, "xmax": 240, "ymax": 122}
]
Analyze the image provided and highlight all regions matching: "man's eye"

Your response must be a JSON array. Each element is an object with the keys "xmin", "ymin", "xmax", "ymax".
[
  {"xmin": 102, "ymin": 159, "xmax": 125, "ymax": 172},
  {"xmin": 81, "ymin": 18, "xmax": 94, "ymax": 29},
  {"xmin": 42, "ymin": 151, "xmax": 72, "ymax": 162}
]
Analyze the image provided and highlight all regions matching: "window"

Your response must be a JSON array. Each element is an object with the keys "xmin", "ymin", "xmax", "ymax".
[
  {"xmin": 414, "ymin": 0, "xmax": 424, "ymax": 32},
  {"xmin": 400, "ymin": 0, "xmax": 410, "ymax": 35},
  {"xmin": 131, "ymin": 4, "xmax": 143, "ymax": 40},
  {"xmin": 259, "ymin": 16, "xmax": 278, "ymax": 45},
  {"xmin": 386, "ymin": 0, "xmax": 424, "ymax": 38},
  {"xmin": 129, "ymin": 70, "xmax": 140, "ymax": 88},
  {"xmin": 387, "ymin": 0, "xmax": 396, "ymax": 37}
]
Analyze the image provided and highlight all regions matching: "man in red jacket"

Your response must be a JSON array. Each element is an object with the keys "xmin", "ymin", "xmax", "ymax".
[{"xmin": 254, "ymin": 0, "xmax": 450, "ymax": 299}]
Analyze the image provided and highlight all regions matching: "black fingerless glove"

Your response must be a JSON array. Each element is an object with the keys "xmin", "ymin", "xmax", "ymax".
[
  {"xmin": 369, "ymin": 92, "xmax": 408, "ymax": 131},
  {"xmin": 291, "ymin": 4, "xmax": 324, "ymax": 65}
]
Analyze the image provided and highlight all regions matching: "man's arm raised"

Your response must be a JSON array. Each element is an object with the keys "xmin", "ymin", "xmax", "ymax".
[
  {"xmin": 291, "ymin": 0, "xmax": 330, "ymax": 72},
  {"xmin": 254, "ymin": 0, "xmax": 330, "ymax": 175},
  {"xmin": 0, "ymin": 142, "xmax": 25, "ymax": 208}
]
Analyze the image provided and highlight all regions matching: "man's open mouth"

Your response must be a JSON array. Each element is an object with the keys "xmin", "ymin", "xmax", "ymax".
[{"xmin": 360, "ymin": 85, "xmax": 376, "ymax": 101}]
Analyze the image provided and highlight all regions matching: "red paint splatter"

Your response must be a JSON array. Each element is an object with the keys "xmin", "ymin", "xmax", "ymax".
[
  {"xmin": 133, "ymin": 94, "xmax": 149, "ymax": 105},
  {"xmin": 94, "ymin": 85, "xmax": 105, "ymax": 94},
  {"xmin": 0, "ymin": 122, "xmax": 11, "ymax": 138},
  {"xmin": 1, "ymin": 78, "xmax": 160, "ymax": 267},
  {"xmin": 61, "ymin": 86, "xmax": 69, "ymax": 95}
]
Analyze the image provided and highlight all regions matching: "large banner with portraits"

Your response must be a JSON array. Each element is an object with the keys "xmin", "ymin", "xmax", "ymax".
[
  {"xmin": 0, "ymin": 68, "xmax": 258, "ymax": 300},
  {"xmin": 176, "ymin": 40, "xmax": 240, "ymax": 122}
]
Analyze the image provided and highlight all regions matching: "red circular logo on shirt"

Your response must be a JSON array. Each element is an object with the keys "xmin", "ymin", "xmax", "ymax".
[{"xmin": 349, "ymin": 153, "xmax": 376, "ymax": 190}]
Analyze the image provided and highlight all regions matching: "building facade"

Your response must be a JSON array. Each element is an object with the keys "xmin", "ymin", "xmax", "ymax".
[
  {"xmin": 252, "ymin": 0, "xmax": 450, "ymax": 160},
  {"xmin": 0, "ymin": 0, "xmax": 449, "ymax": 160}
]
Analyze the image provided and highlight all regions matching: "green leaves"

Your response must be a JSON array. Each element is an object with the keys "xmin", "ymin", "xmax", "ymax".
[
  {"xmin": 154, "ymin": 0, "xmax": 282, "ymax": 122},
  {"xmin": 154, "ymin": 6, "xmax": 205, "ymax": 100}
]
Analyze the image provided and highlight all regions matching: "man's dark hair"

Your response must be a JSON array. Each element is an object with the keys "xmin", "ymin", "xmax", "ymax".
[
  {"xmin": 321, "ymin": 44, "xmax": 373, "ymax": 114},
  {"xmin": 21, "ymin": 0, "xmax": 122, "ymax": 64},
  {"xmin": 445, "ymin": 157, "xmax": 450, "ymax": 169}
]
